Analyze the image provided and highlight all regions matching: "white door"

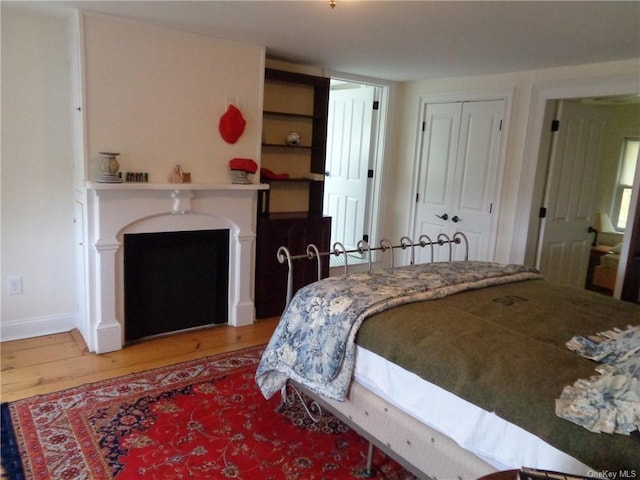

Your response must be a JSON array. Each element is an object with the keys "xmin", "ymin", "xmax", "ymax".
[
  {"xmin": 323, "ymin": 85, "xmax": 375, "ymax": 251},
  {"xmin": 413, "ymin": 100, "xmax": 503, "ymax": 263},
  {"xmin": 536, "ymin": 100, "xmax": 608, "ymax": 287}
]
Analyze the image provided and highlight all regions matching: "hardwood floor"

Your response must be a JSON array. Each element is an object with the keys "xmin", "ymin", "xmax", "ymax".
[{"xmin": 0, "ymin": 317, "xmax": 279, "ymax": 403}]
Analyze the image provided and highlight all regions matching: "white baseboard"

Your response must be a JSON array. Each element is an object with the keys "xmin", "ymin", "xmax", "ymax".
[{"xmin": 0, "ymin": 313, "xmax": 76, "ymax": 342}]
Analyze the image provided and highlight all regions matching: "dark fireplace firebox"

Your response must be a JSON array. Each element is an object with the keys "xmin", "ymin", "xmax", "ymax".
[{"xmin": 124, "ymin": 229, "xmax": 229, "ymax": 342}]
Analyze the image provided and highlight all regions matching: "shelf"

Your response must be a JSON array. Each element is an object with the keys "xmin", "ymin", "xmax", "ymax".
[
  {"xmin": 261, "ymin": 177, "xmax": 324, "ymax": 183},
  {"xmin": 261, "ymin": 67, "xmax": 329, "ymax": 216},
  {"xmin": 261, "ymin": 143, "xmax": 313, "ymax": 149},
  {"xmin": 263, "ymin": 110, "xmax": 315, "ymax": 120},
  {"xmin": 264, "ymin": 67, "xmax": 331, "ymax": 87}
]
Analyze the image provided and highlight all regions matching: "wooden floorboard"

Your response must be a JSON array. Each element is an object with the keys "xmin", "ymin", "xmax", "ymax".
[{"xmin": 0, "ymin": 318, "xmax": 279, "ymax": 403}]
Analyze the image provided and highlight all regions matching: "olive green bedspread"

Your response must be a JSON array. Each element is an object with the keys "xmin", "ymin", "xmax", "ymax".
[{"xmin": 356, "ymin": 278, "xmax": 639, "ymax": 471}]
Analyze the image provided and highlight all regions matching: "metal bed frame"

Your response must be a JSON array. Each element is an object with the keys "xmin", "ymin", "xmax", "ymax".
[{"xmin": 276, "ymin": 232, "xmax": 469, "ymax": 308}]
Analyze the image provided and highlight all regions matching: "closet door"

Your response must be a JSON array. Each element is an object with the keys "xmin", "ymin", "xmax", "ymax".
[
  {"xmin": 413, "ymin": 102, "xmax": 461, "ymax": 262},
  {"xmin": 413, "ymin": 100, "xmax": 503, "ymax": 263},
  {"xmin": 450, "ymin": 100, "xmax": 504, "ymax": 260}
]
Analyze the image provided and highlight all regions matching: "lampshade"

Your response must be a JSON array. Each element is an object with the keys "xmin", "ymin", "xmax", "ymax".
[{"xmin": 594, "ymin": 212, "xmax": 616, "ymax": 233}]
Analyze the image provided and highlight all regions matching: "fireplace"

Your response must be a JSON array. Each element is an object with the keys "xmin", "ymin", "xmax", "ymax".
[
  {"xmin": 124, "ymin": 229, "xmax": 230, "ymax": 342},
  {"xmin": 79, "ymin": 183, "xmax": 268, "ymax": 353}
]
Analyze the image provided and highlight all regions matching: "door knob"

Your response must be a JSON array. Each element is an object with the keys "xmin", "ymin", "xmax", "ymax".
[
  {"xmin": 436, "ymin": 213, "xmax": 448, "ymax": 221},
  {"xmin": 588, "ymin": 226, "xmax": 598, "ymax": 246},
  {"xmin": 325, "ymin": 171, "xmax": 331, "ymax": 177},
  {"xmin": 452, "ymin": 215, "xmax": 462, "ymax": 223}
]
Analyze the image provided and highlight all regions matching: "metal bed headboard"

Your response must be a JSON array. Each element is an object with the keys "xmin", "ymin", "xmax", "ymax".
[{"xmin": 276, "ymin": 232, "xmax": 469, "ymax": 308}]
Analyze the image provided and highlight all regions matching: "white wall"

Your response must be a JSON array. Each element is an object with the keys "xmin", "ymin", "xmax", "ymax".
[
  {"xmin": 1, "ymin": 7, "xmax": 265, "ymax": 341},
  {"xmin": 81, "ymin": 13, "xmax": 265, "ymax": 186},
  {"xmin": 386, "ymin": 59, "xmax": 640, "ymax": 265},
  {"xmin": 1, "ymin": 6, "xmax": 77, "ymax": 338}
]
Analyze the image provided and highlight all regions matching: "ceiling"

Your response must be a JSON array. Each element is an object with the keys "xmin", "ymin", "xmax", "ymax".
[{"xmin": 14, "ymin": 0, "xmax": 640, "ymax": 82}]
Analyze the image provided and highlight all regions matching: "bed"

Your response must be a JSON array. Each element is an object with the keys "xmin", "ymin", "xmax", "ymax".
[{"xmin": 255, "ymin": 235, "xmax": 640, "ymax": 479}]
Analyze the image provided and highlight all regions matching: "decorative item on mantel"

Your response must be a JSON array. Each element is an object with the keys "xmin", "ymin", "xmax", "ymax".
[
  {"xmin": 126, "ymin": 172, "xmax": 149, "ymax": 183},
  {"xmin": 260, "ymin": 167, "xmax": 290, "ymax": 181},
  {"xmin": 229, "ymin": 158, "xmax": 258, "ymax": 184},
  {"xmin": 286, "ymin": 132, "xmax": 301, "ymax": 146},
  {"xmin": 97, "ymin": 152, "xmax": 123, "ymax": 183},
  {"xmin": 169, "ymin": 165, "xmax": 191, "ymax": 183},
  {"xmin": 219, "ymin": 104, "xmax": 246, "ymax": 144}
]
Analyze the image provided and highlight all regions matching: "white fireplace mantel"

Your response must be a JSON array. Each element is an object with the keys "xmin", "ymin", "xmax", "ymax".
[
  {"xmin": 85, "ymin": 181, "xmax": 268, "ymax": 191},
  {"xmin": 78, "ymin": 182, "xmax": 268, "ymax": 353}
]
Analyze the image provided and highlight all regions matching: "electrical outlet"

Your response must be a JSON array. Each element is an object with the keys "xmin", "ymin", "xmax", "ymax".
[{"xmin": 7, "ymin": 276, "xmax": 23, "ymax": 295}]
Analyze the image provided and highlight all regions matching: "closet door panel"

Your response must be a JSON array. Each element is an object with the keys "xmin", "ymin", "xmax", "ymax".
[
  {"xmin": 451, "ymin": 100, "xmax": 503, "ymax": 261},
  {"xmin": 413, "ymin": 102, "xmax": 461, "ymax": 264}
]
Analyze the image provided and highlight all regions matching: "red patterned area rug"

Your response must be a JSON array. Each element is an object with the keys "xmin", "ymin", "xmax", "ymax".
[{"xmin": 2, "ymin": 346, "xmax": 416, "ymax": 479}]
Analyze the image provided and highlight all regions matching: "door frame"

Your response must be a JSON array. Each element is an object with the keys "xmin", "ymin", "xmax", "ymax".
[
  {"xmin": 408, "ymin": 90, "xmax": 514, "ymax": 262},
  {"xmin": 326, "ymin": 70, "xmax": 396, "ymax": 263},
  {"xmin": 512, "ymin": 74, "xmax": 640, "ymax": 299}
]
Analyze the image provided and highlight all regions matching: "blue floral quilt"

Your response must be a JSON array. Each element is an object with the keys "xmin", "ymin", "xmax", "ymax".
[
  {"xmin": 255, "ymin": 261, "xmax": 541, "ymax": 401},
  {"xmin": 556, "ymin": 324, "xmax": 640, "ymax": 435}
]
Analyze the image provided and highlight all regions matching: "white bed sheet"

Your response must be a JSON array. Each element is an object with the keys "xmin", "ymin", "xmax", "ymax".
[{"xmin": 353, "ymin": 346, "xmax": 592, "ymax": 474}]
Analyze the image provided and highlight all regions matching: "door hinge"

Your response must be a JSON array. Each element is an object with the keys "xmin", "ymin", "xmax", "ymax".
[
  {"xmin": 367, "ymin": 169, "xmax": 374, "ymax": 178},
  {"xmin": 539, "ymin": 207, "xmax": 547, "ymax": 218},
  {"xmin": 416, "ymin": 193, "xmax": 420, "ymax": 202},
  {"xmin": 373, "ymin": 100, "xmax": 379, "ymax": 110},
  {"xmin": 363, "ymin": 234, "xmax": 369, "ymax": 243},
  {"xmin": 499, "ymin": 120, "xmax": 503, "ymax": 131},
  {"xmin": 422, "ymin": 121, "xmax": 426, "ymax": 132},
  {"xmin": 551, "ymin": 120, "xmax": 560, "ymax": 132},
  {"xmin": 489, "ymin": 203, "xmax": 493, "ymax": 214}
]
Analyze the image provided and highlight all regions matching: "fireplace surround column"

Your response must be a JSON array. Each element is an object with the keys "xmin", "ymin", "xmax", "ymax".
[
  {"xmin": 94, "ymin": 239, "xmax": 123, "ymax": 353},
  {"xmin": 234, "ymin": 233, "xmax": 258, "ymax": 326}
]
